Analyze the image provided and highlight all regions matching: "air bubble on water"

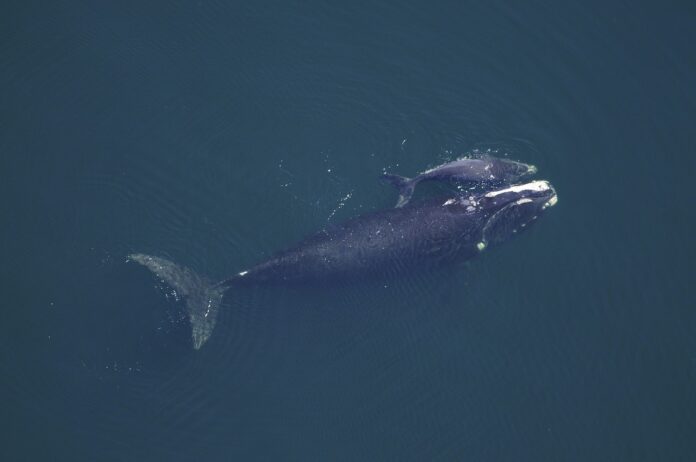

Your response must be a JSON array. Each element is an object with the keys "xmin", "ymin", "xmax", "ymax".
[{"xmin": 327, "ymin": 191, "xmax": 353, "ymax": 221}]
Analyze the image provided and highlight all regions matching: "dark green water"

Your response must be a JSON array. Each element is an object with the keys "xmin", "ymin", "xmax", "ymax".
[{"xmin": 2, "ymin": 1, "xmax": 695, "ymax": 460}]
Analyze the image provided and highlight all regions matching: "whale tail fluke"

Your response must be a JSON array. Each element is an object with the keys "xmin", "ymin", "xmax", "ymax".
[
  {"xmin": 128, "ymin": 253, "xmax": 226, "ymax": 350},
  {"xmin": 381, "ymin": 173, "xmax": 416, "ymax": 208}
]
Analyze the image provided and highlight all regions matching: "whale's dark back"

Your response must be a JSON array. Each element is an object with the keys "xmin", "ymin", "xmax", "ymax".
[{"xmin": 227, "ymin": 199, "xmax": 487, "ymax": 286}]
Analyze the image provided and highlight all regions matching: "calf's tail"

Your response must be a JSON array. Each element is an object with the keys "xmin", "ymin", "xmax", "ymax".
[{"xmin": 380, "ymin": 173, "xmax": 416, "ymax": 208}]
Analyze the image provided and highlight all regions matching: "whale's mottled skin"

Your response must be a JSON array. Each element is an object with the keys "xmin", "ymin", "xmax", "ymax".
[
  {"xmin": 130, "ymin": 180, "xmax": 557, "ymax": 349},
  {"xmin": 382, "ymin": 155, "xmax": 537, "ymax": 207}
]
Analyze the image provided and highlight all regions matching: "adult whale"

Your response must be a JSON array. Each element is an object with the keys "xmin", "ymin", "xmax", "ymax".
[{"xmin": 130, "ymin": 180, "xmax": 558, "ymax": 349}]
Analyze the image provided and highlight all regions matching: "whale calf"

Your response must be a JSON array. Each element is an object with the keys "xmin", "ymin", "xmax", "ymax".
[
  {"xmin": 130, "ymin": 180, "xmax": 557, "ymax": 349},
  {"xmin": 381, "ymin": 155, "xmax": 537, "ymax": 207}
]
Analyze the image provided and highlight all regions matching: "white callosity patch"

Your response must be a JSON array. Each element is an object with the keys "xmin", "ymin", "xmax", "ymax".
[
  {"xmin": 515, "ymin": 198, "xmax": 533, "ymax": 205},
  {"xmin": 543, "ymin": 195, "xmax": 558, "ymax": 209},
  {"xmin": 477, "ymin": 242, "xmax": 486, "ymax": 251},
  {"xmin": 239, "ymin": 270, "xmax": 248, "ymax": 276},
  {"xmin": 485, "ymin": 180, "xmax": 551, "ymax": 198}
]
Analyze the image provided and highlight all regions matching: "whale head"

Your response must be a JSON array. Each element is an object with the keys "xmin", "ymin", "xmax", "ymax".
[
  {"xmin": 476, "ymin": 180, "xmax": 557, "ymax": 248},
  {"xmin": 489, "ymin": 157, "xmax": 538, "ymax": 183}
]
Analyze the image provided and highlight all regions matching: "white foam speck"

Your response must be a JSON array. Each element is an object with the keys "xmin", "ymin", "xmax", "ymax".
[{"xmin": 327, "ymin": 191, "xmax": 353, "ymax": 221}]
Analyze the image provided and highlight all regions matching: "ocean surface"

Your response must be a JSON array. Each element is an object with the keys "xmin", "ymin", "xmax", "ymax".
[{"xmin": 2, "ymin": 1, "xmax": 695, "ymax": 460}]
